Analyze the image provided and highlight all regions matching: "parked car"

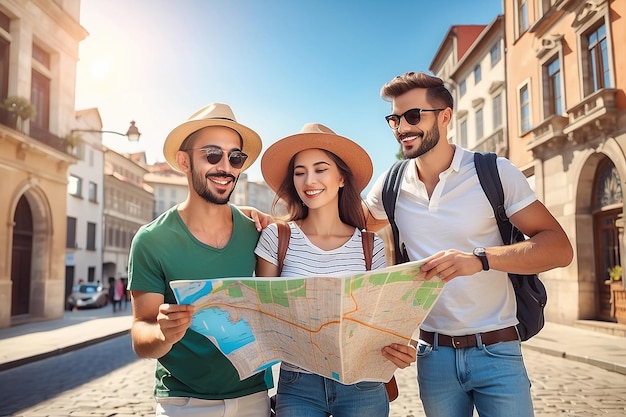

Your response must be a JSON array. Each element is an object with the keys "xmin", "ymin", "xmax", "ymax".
[{"xmin": 67, "ymin": 283, "xmax": 109, "ymax": 309}]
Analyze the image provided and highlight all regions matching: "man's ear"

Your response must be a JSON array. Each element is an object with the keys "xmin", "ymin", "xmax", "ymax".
[
  {"xmin": 176, "ymin": 150, "xmax": 191, "ymax": 172},
  {"xmin": 440, "ymin": 107, "xmax": 453, "ymax": 126}
]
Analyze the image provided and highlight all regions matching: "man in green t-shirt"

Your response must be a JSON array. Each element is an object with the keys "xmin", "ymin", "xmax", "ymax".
[{"xmin": 128, "ymin": 103, "xmax": 272, "ymax": 417}]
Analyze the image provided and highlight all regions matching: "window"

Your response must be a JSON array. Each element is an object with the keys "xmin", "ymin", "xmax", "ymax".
[
  {"xmin": 519, "ymin": 84, "xmax": 531, "ymax": 133},
  {"xmin": 459, "ymin": 119, "xmax": 468, "ymax": 148},
  {"xmin": 490, "ymin": 43, "xmax": 501, "ymax": 67},
  {"xmin": 493, "ymin": 93, "xmax": 503, "ymax": 128},
  {"xmin": 459, "ymin": 78, "xmax": 467, "ymax": 97},
  {"xmin": 88, "ymin": 266, "xmax": 95, "ymax": 282},
  {"xmin": 541, "ymin": 0, "xmax": 557, "ymax": 15},
  {"xmin": 107, "ymin": 225, "xmax": 114, "ymax": 246},
  {"xmin": 584, "ymin": 24, "xmax": 611, "ymax": 95},
  {"xmin": 86, "ymin": 222, "xmax": 96, "ymax": 251},
  {"xmin": 32, "ymin": 44, "xmax": 50, "ymax": 68},
  {"xmin": 544, "ymin": 56, "xmax": 562, "ymax": 116},
  {"xmin": 0, "ymin": 11, "xmax": 9, "ymax": 123},
  {"xmin": 517, "ymin": 0, "xmax": 529, "ymax": 35},
  {"xmin": 475, "ymin": 108, "xmax": 484, "ymax": 140},
  {"xmin": 31, "ymin": 44, "xmax": 52, "ymax": 131},
  {"xmin": 0, "ymin": 10, "xmax": 10, "ymax": 31},
  {"xmin": 66, "ymin": 216, "xmax": 77, "ymax": 248},
  {"xmin": 31, "ymin": 69, "xmax": 50, "ymax": 130},
  {"xmin": 474, "ymin": 65, "xmax": 482, "ymax": 84},
  {"xmin": 68, "ymin": 175, "xmax": 82, "ymax": 197},
  {"xmin": 88, "ymin": 182, "xmax": 98, "ymax": 203}
]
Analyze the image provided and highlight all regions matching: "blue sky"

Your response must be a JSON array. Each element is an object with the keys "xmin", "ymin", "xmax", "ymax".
[{"xmin": 75, "ymin": 0, "xmax": 503, "ymax": 189}]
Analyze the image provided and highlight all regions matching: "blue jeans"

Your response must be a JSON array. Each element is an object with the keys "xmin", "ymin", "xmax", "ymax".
[
  {"xmin": 275, "ymin": 370, "xmax": 389, "ymax": 417},
  {"xmin": 416, "ymin": 338, "xmax": 533, "ymax": 417}
]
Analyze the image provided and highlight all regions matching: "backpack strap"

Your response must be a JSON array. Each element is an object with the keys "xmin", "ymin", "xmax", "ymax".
[
  {"xmin": 473, "ymin": 152, "xmax": 520, "ymax": 245},
  {"xmin": 361, "ymin": 230, "xmax": 375, "ymax": 271},
  {"xmin": 382, "ymin": 159, "xmax": 411, "ymax": 264},
  {"xmin": 276, "ymin": 222, "xmax": 291, "ymax": 275}
]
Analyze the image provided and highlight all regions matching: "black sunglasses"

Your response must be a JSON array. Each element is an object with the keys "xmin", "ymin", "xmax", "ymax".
[
  {"xmin": 185, "ymin": 146, "xmax": 248, "ymax": 169},
  {"xmin": 385, "ymin": 108, "xmax": 445, "ymax": 130}
]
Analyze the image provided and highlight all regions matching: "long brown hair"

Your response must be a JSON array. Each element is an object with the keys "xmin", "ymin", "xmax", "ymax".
[{"xmin": 271, "ymin": 149, "xmax": 366, "ymax": 230}]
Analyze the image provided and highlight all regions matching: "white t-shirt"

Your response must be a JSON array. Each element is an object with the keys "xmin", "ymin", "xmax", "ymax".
[
  {"xmin": 364, "ymin": 146, "xmax": 537, "ymax": 335},
  {"xmin": 254, "ymin": 221, "xmax": 387, "ymax": 374}
]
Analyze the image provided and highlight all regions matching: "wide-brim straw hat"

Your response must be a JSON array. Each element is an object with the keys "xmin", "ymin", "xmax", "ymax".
[
  {"xmin": 163, "ymin": 103, "xmax": 262, "ymax": 172},
  {"xmin": 261, "ymin": 123, "xmax": 373, "ymax": 193}
]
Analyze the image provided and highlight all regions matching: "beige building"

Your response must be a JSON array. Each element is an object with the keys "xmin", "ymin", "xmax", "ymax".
[
  {"xmin": 0, "ymin": 0, "xmax": 86, "ymax": 328},
  {"xmin": 144, "ymin": 161, "xmax": 187, "ymax": 218},
  {"xmin": 65, "ymin": 108, "xmax": 105, "ymax": 298},
  {"xmin": 430, "ymin": 17, "xmax": 507, "ymax": 156},
  {"xmin": 506, "ymin": 0, "xmax": 626, "ymax": 330},
  {"xmin": 102, "ymin": 149, "xmax": 153, "ymax": 287}
]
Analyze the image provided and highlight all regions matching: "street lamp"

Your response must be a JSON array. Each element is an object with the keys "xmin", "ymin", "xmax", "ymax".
[{"xmin": 71, "ymin": 120, "xmax": 141, "ymax": 142}]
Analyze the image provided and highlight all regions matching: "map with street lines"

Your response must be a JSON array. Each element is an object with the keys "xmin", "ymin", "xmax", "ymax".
[{"xmin": 170, "ymin": 260, "xmax": 444, "ymax": 384}]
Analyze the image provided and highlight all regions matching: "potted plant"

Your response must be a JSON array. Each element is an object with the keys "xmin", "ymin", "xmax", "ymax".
[
  {"xmin": 0, "ymin": 96, "xmax": 36, "ymax": 133},
  {"xmin": 64, "ymin": 131, "xmax": 82, "ymax": 151},
  {"xmin": 607, "ymin": 265, "xmax": 626, "ymax": 324}
]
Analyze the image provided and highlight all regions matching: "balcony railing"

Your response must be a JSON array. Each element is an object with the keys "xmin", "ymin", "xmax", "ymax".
[
  {"xmin": 472, "ymin": 127, "xmax": 507, "ymax": 156},
  {"xmin": 0, "ymin": 107, "xmax": 17, "ymax": 130},
  {"xmin": 29, "ymin": 124, "xmax": 72, "ymax": 154},
  {"xmin": 527, "ymin": 114, "xmax": 569, "ymax": 155},
  {"xmin": 563, "ymin": 88, "xmax": 619, "ymax": 145},
  {"xmin": 0, "ymin": 112, "xmax": 72, "ymax": 155}
]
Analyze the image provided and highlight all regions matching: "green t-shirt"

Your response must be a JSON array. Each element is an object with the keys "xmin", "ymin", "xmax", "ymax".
[{"xmin": 128, "ymin": 205, "xmax": 271, "ymax": 399}]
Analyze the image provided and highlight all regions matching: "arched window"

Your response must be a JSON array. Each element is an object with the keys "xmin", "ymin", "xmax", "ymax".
[{"xmin": 593, "ymin": 158, "xmax": 623, "ymax": 320}]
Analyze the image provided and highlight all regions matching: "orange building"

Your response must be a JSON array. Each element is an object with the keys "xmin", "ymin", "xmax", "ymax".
[{"xmin": 505, "ymin": 0, "xmax": 626, "ymax": 327}]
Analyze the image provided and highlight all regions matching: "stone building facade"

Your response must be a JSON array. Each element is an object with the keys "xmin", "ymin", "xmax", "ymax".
[{"xmin": 0, "ymin": 0, "xmax": 86, "ymax": 328}]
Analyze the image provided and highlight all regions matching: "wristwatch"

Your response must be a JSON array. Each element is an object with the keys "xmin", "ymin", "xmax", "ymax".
[{"xmin": 473, "ymin": 247, "xmax": 489, "ymax": 271}]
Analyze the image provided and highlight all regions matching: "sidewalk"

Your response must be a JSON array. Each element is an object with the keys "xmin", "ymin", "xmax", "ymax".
[{"xmin": 0, "ymin": 307, "xmax": 625, "ymax": 375}]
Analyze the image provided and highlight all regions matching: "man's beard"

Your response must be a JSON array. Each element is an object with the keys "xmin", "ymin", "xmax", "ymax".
[
  {"xmin": 401, "ymin": 123, "xmax": 440, "ymax": 159},
  {"xmin": 190, "ymin": 159, "xmax": 236, "ymax": 205}
]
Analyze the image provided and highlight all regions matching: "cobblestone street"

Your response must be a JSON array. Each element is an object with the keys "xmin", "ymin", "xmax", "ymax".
[{"xmin": 2, "ymin": 335, "xmax": 624, "ymax": 417}]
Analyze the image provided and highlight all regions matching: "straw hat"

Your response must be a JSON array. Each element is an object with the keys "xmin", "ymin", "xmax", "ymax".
[
  {"xmin": 261, "ymin": 123, "xmax": 373, "ymax": 193},
  {"xmin": 163, "ymin": 103, "xmax": 262, "ymax": 172}
]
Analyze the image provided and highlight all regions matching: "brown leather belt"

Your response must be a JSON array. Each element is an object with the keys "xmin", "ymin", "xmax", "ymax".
[{"xmin": 419, "ymin": 326, "xmax": 519, "ymax": 349}]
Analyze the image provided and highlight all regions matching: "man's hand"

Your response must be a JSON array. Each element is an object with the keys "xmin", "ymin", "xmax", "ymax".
[
  {"xmin": 420, "ymin": 249, "xmax": 482, "ymax": 282},
  {"xmin": 249, "ymin": 209, "xmax": 274, "ymax": 231},
  {"xmin": 382, "ymin": 343, "xmax": 416, "ymax": 368},
  {"xmin": 156, "ymin": 303, "xmax": 195, "ymax": 345},
  {"xmin": 238, "ymin": 206, "xmax": 274, "ymax": 231}
]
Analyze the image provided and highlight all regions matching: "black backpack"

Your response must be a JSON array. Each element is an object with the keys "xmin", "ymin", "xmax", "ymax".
[{"xmin": 381, "ymin": 152, "xmax": 547, "ymax": 341}]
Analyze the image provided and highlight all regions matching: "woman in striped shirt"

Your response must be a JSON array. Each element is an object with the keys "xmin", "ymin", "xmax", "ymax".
[{"xmin": 255, "ymin": 123, "xmax": 411, "ymax": 417}]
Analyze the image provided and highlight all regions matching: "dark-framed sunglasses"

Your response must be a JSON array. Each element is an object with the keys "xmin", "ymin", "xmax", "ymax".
[
  {"xmin": 385, "ymin": 108, "xmax": 445, "ymax": 130},
  {"xmin": 185, "ymin": 146, "xmax": 248, "ymax": 169}
]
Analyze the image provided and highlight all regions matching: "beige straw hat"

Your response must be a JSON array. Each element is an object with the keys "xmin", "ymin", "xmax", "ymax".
[
  {"xmin": 261, "ymin": 123, "xmax": 373, "ymax": 193},
  {"xmin": 163, "ymin": 103, "xmax": 262, "ymax": 172}
]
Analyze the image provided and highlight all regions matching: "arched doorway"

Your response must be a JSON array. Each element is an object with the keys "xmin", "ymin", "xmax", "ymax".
[
  {"xmin": 593, "ymin": 158, "xmax": 623, "ymax": 321},
  {"xmin": 11, "ymin": 195, "xmax": 33, "ymax": 316}
]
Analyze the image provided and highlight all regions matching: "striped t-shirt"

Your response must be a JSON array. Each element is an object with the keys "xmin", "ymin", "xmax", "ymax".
[{"xmin": 254, "ymin": 221, "xmax": 387, "ymax": 277}]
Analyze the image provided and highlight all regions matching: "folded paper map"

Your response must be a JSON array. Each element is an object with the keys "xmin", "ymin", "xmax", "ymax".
[{"xmin": 170, "ymin": 260, "xmax": 444, "ymax": 384}]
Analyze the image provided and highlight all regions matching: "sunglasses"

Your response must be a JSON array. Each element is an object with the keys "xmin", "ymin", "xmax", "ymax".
[
  {"xmin": 385, "ymin": 108, "xmax": 445, "ymax": 130},
  {"xmin": 185, "ymin": 146, "xmax": 248, "ymax": 169}
]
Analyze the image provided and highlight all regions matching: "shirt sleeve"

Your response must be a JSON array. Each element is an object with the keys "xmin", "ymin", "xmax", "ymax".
[
  {"xmin": 254, "ymin": 223, "xmax": 279, "ymax": 266},
  {"xmin": 496, "ymin": 157, "xmax": 537, "ymax": 217},
  {"xmin": 364, "ymin": 171, "xmax": 389, "ymax": 220}
]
